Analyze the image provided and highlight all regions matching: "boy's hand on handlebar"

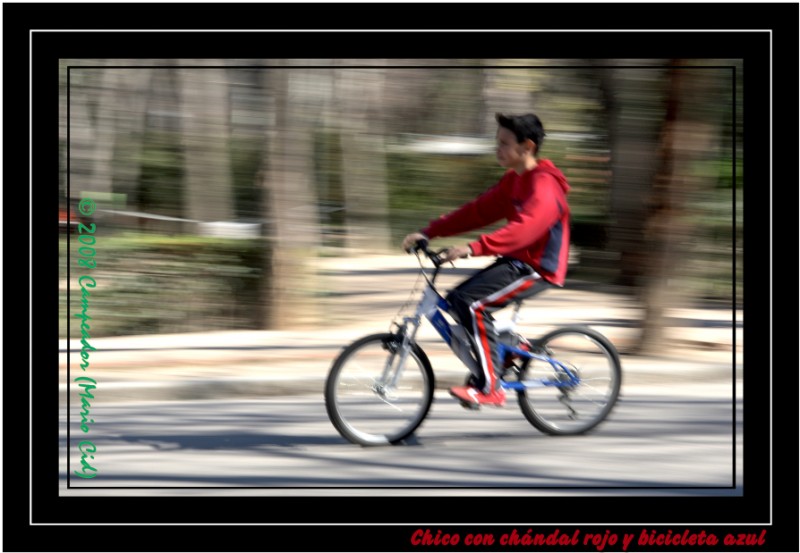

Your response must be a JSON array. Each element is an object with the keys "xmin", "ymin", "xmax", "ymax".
[
  {"xmin": 402, "ymin": 232, "xmax": 472, "ymax": 264},
  {"xmin": 402, "ymin": 232, "xmax": 428, "ymax": 253},
  {"xmin": 441, "ymin": 245, "xmax": 472, "ymax": 262}
]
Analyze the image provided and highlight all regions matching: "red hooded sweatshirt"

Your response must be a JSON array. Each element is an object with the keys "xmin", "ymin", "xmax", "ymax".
[{"xmin": 422, "ymin": 159, "xmax": 571, "ymax": 286}]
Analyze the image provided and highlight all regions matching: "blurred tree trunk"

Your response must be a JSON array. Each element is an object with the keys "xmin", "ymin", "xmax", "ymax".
[
  {"xmin": 637, "ymin": 61, "xmax": 724, "ymax": 353},
  {"xmin": 335, "ymin": 64, "xmax": 391, "ymax": 253},
  {"xmin": 598, "ymin": 60, "xmax": 724, "ymax": 353},
  {"xmin": 178, "ymin": 63, "xmax": 234, "ymax": 224},
  {"xmin": 635, "ymin": 62, "xmax": 683, "ymax": 352},
  {"xmin": 261, "ymin": 65, "xmax": 322, "ymax": 329},
  {"xmin": 108, "ymin": 66, "xmax": 152, "ymax": 210},
  {"xmin": 87, "ymin": 64, "xmax": 120, "ymax": 196},
  {"xmin": 68, "ymin": 65, "xmax": 105, "ymax": 198},
  {"xmin": 596, "ymin": 63, "xmax": 668, "ymax": 288},
  {"xmin": 65, "ymin": 61, "xmax": 153, "ymax": 225}
]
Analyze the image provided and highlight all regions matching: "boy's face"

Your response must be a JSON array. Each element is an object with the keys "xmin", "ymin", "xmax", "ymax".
[{"xmin": 495, "ymin": 127, "xmax": 528, "ymax": 170}]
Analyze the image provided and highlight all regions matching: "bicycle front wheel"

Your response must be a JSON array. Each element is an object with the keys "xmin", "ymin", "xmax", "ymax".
[
  {"xmin": 325, "ymin": 333, "xmax": 434, "ymax": 446},
  {"xmin": 517, "ymin": 326, "xmax": 621, "ymax": 436}
]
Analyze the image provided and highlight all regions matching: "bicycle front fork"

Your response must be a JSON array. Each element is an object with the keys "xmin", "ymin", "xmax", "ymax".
[{"xmin": 381, "ymin": 316, "xmax": 422, "ymax": 388}]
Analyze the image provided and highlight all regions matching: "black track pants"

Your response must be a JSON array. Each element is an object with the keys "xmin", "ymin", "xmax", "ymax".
[{"xmin": 446, "ymin": 257, "xmax": 550, "ymax": 393}]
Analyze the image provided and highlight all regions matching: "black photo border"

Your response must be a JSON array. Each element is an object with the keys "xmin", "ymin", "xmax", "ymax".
[{"xmin": 4, "ymin": 2, "xmax": 797, "ymax": 552}]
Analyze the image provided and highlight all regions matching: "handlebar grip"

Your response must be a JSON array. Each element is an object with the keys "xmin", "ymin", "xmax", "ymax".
[
  {"xmin": 408, "ymin": 238, "xmax": 446, "ymax": 267},
  {"xmin": 404, "ymin": 238, "xmax": 429, "ymax": 254}
]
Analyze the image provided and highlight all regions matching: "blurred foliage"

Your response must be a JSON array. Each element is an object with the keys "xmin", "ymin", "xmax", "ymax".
[
  {"xmin": 60, "ymin": 60, "xmax": 743, "ymax": 338},
  {"xmin": 59, "ymin": 140, "xmax": 67, "ymax": 198},
  {"xmin": 314, "ymin": 130, "xmax": 347, "ymax": 247},
  {"xmin": 229, "ymin": 134, "xmax": 264, "ymax": 219},
  {"xmin": 386, "ymin": 152, "xmax": 503, "ymax": 242},
  {"xmin": 136, "ymin": 130, "xmax": 185, "ymax": 218},
  {"xmin": 60, "ymin": 233, "xmax": 266, "ymax": 338}
]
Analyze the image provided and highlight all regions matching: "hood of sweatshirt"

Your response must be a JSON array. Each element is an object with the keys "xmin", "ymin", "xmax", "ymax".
[{"xmin": 534, "ymin": 159, "xmax": 571, "ymax": 194}]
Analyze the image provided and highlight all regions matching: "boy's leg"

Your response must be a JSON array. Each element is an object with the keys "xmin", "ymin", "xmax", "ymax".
[{"xmin": 447, "ymin": 258, "xmax": 547, "ymax": 396}]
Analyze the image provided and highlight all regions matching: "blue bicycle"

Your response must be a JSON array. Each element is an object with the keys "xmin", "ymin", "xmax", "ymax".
[{"xmin": 325, "ymin": 240, "xmax": 622, "ymax": 446}]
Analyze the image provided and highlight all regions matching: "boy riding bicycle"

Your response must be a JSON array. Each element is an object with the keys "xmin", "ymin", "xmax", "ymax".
[{"xmin": 402, "ymin": 113, "xmax": 571, "ymax": 408}]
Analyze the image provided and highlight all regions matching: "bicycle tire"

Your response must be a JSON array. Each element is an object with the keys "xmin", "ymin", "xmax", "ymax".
[
  {"xmin": 517, "ymin": 325, "xmax": 622, "ymax": 436},
  {"xmin": 325, "ymin": 333, "xmax": 435, "ymax": 446}
]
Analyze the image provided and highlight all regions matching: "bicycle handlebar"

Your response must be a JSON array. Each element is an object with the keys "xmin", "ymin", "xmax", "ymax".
[{"xmin": 408, "ymin": 239, "xmax": 448, "ymax": 267}]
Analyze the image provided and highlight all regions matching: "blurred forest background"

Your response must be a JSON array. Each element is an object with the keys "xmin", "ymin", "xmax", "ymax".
[{"xmin": 59, "ymin": 59, "xmax": 741, "ymax": 352}]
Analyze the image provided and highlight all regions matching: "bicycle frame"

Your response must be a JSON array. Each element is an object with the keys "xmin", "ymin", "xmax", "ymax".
[
  {"xmin": 325, "ymin": 243, "xmax": 622, "ymax": 444},
  {"xmin": 389, "ymin": 259, "xmax": 580, "ymax": 392}
]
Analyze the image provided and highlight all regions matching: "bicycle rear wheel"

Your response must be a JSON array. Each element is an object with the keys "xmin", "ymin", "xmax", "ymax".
[
  {"xmin": 325, "ymin": 333, "xmax": 434, "ymax": 446},
  {"xmin": 517, "ymin": 326, "xmax": 621, "ymax": 435}
]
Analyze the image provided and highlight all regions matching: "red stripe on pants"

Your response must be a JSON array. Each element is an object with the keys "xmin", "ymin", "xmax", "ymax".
[{"xmin": 471, "ymin": 278, "xmax": 535, "ymax": 392}]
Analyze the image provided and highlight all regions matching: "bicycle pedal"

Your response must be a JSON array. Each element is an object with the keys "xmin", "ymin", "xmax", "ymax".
[{"xmin": 457, "ymin": 399, "xmax": 481, "ymax": 410}]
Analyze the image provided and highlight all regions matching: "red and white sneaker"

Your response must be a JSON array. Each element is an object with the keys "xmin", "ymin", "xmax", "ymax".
[{"xmin": 449, "ymin": 385, "xmax": 506, "ymax": 408}]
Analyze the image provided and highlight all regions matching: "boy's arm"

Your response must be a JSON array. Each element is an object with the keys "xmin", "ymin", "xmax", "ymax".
[{"xmin": 422, "ymin": 176, "xmax": 508, "ymax": 239}]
